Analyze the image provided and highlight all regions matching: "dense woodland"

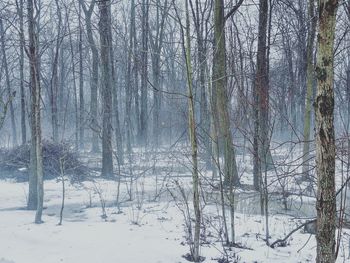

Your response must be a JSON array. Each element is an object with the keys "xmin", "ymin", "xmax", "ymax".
[{"xmin": 0, "ymin": 0, "xmax": 349, "ymax": 262}]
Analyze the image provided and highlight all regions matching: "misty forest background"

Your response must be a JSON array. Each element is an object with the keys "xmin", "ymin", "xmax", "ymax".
[{"xmin": 0, "ymin": 0, "xmax": 349, "ymax": 262}]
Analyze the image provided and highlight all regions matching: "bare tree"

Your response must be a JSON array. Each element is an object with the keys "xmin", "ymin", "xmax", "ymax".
[
  {"xmin": 140, "ymin": 0, "xmax": 150, "ymax": 146},
  {"xmin": 80, "ymin": 0, "xmax": 100, "ymax": 153},
  {"xmin": 0, "ymin": 18, "xmax": 17, "ymax": 146},
  {"xmin": 98, "ymin": 0, "xmax": 114, "ymax": 178},
  {"xmin": 27, "ymin": 0, "xmax": 44, "ymax": 223}
]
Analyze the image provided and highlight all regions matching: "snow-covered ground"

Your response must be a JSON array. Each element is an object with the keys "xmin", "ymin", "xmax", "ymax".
[
  {"xmin": 0, "ymin": 145, "xmax": 350, "ymax": 262},
  {"xmin": 0, "ymin": 178, "xmax": 349, "ymax": 263}
]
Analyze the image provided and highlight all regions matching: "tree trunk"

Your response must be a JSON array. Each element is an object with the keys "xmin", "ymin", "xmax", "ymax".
[
  {"xmin": 140, "ymin": 0, "xmax": 149, "ymax": 146},
  {"xmin": 302, "ymin": 0, "xmax": 317, "ymax": 179},
  {"xmin": 67, "ymin": 17, "xmax": 79, "ymax": 150},
  {"xmin": 125, "ymin": 0, "xmax": 135, "ymax": 154},
  {"xmin": 80, "ymin": 0, "xmax": 99, "ymax": 153},
  {"xmin": 253, "ymin": 0, "xmax": 269, "ymax": 192},
  {"xmin": 315, "ymin": 1, "xmax": 338, "ymax": 262},
  {"xmin": 183, "ymin": 1, "xmax": 201, "ymax": 259},
  {"xmin": 0, "ymin": 19, "xmax": 17, "ymax": 147},
  {"xmin": 98, "ymin": 0, "xmax": 114, "ymax": 178},
  {"xmin": 79, "ymin": 4, "xmax": 85, "ymax": 149},
  {"xmin": 190, "ymin": 0, "xmax": 211, "ymax": 169},
  {"xmin": 212, "ymin": 0, "xmax": 240, "ymax": 186},
  {"xmin": 150, "ymin": 0, "xmax": 168, "ymax": 146},
  {"xmin": 109, "ymin": 16, "xmax": 124, "ymax": 166},
  {"xmin": 49, "ymin": 0, "xmax": 62, "ymax": 143},
  {"xmin": 27, "ymin": 0, "xmax": 44, "ymax": 223},
  {"xmin": 16, "ymin": 0, "xmax": 27, "ymax": 145}
]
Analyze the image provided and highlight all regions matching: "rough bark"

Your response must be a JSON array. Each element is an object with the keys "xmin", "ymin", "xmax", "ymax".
[
  {"xmin": 253, "ymin": 0, "xmax": 269, "ymax": 191},
  {"xmin": 315, "ymin": 0, "xmax": 338, "ymax": 262},
  {"xmin": 98, "ymin": 0, "xmax": 114, "ymax": 178},
  {"xmin": 212, "ymin": 0, "xmax": 240, "ymax": 187}
]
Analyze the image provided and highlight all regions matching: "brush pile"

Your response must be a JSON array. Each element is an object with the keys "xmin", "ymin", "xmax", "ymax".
[{"xmin": 0, "ymin": 141, "xmax": 89, "ymax": 182}]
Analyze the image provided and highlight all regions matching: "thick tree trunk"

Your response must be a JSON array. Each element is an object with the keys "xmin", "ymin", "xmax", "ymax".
[
  {"xmin": 27, "ymin": 0, "xmax": 43, "ymax": 223},
  {"xmin": 212, "ymin": 0, "xmax": 240, "ymax": 187},
  {"xmin": 315, "ymin": 1, "xmax": 338, "ymax": 262},
  {"xmin": 98, "ymin": 0, "xmax": 114, "ymax": 178},
  {"xmin": 253, "ymin": 0, "xmax": 269, "ymax": 192}
]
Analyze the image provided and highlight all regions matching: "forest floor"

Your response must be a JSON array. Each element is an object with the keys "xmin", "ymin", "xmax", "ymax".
[{"xmin": 0, "ymin": 145, "xmax": 350, "ymax": 263}]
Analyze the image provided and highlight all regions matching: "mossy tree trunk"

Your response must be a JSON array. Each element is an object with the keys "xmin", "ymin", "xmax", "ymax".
[
  {"xmin": 315, "ymin": 1, "xmax": 338, "ymax": 262},
  {"xmin": 212, "ymin": 0, "xmax": 240, "ymax": 187},
  {"xmin": 302, "ymin": 0, "xmax": 317, "ymax": 179}
]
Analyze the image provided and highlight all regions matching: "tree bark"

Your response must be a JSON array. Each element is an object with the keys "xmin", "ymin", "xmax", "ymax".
[
  {"xmin": 302, "ymin": 0, "xmax": 317, "ymax": 179},
  {"xmin": 189, "ymin": 0, "xmax": 212, "ymax": 168},
  {"xmin": 80, "ymin": 0, "xmax": 99, "ymax": 153},
  {"xmin": 182, "ymin": 1, "xmax": 201, "ymax": 259},
  {"xmin": 253, "ymin": 0, "xmax": 269, "ymax": 191},
  {"xmin": 16, "ymin": 0, "xmax": 27, "ymax": 145},
  {"xmin": 125, "ymin": 0, "xmax": 135, "ymax": 154},
  {"xmin": 27, "ymin": 0, "xmax": 44, "ymax": 223},
  {"xmin": 0, "ymin": 19, "xmax": 17, "ymax": 147},
  {"xmin": 140, "ymin": 0, "xmax": 149, "ymax": 146},
  {"xmin": 315, "ymin": 1, "xmax": 338, "ymax": 262},
  {"xmin": 78, "ymin": 4, "xmax": 85, "ymax": 149},
  {"xmin": 49, "ymin": 0, "xmax": 62, "ymax": 143},
  {"xmin": 212, "ymin": 0, "xmax": 240, "ymax": 186},
  {"xmin": 98, "ymin": 0, "xmax": 114, "ymax": 178}
]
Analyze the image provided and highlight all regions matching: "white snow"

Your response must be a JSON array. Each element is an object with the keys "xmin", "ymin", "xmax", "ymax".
[{"xmin": 0, "ymin": 146, "xmax": 349, "ymax": 262}]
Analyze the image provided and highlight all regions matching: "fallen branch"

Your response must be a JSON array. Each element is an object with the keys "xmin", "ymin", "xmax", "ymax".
[{"xmin": 269, "ymin": 219, "xmax": 316, "ymax": 248}]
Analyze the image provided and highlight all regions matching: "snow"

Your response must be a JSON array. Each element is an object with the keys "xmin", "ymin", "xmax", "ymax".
[{"xmin": 0, "ymin": 146, "xmax": 349, "ymax": 262}]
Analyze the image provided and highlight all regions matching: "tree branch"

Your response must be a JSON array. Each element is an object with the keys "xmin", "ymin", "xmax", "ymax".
[{"xmin": 224, "ymin": 0, "xmax": 244, "ymax": 22}]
